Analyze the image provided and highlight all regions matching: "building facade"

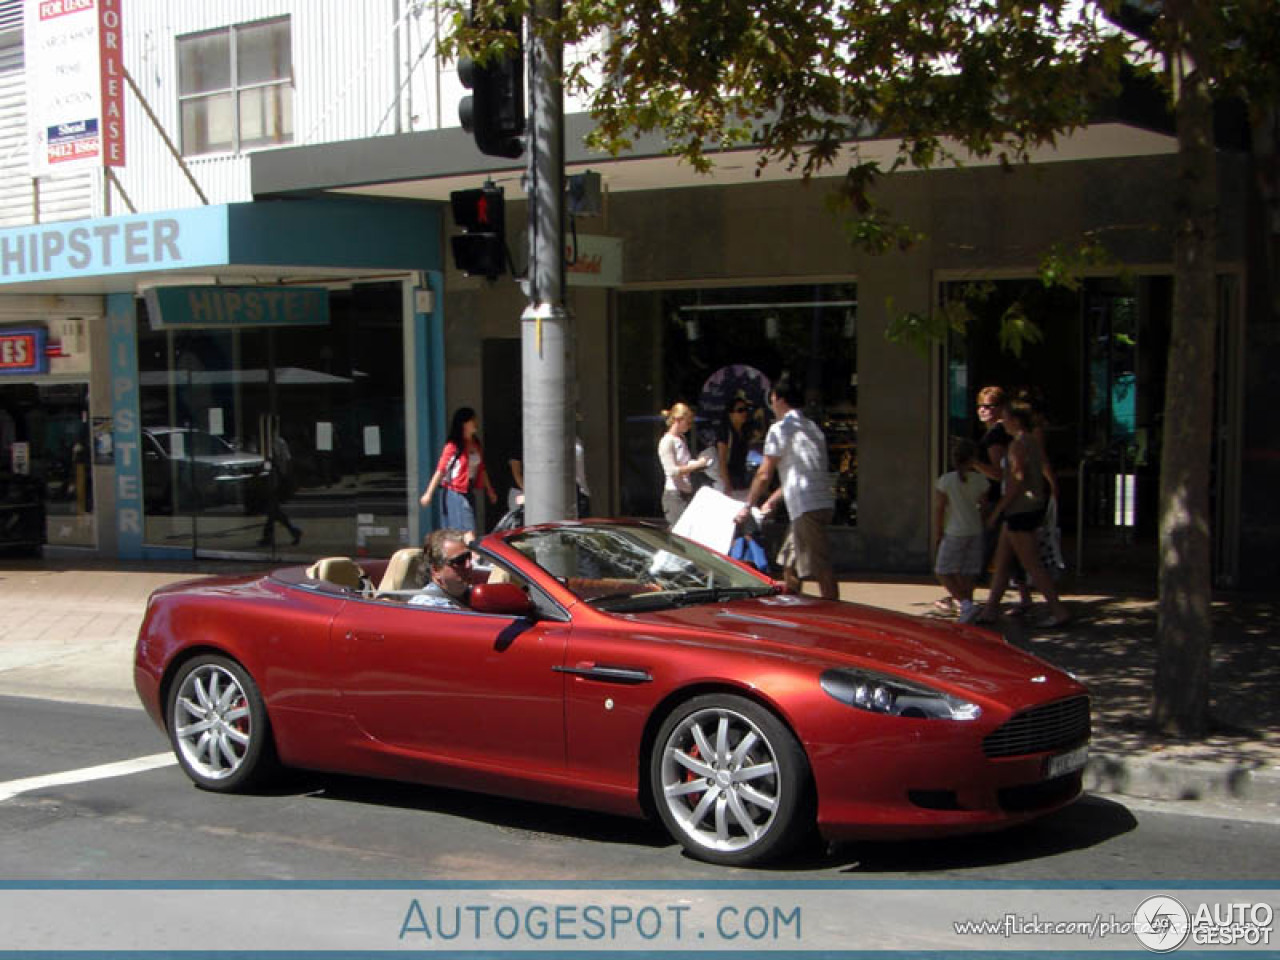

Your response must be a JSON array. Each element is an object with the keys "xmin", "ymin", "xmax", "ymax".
[{"xmin": 0, "ymin": 1, "xmax": 1272, "ymax": 590}]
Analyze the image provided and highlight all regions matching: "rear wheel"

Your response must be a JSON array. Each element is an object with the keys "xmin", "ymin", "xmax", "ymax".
[
  {"xmin": 650, "ymin": 694, "xmax": 812, "ymax": 867},
  {"xmin": 167, "ymin": 654, "xmax": 276, "ymax": 792}
]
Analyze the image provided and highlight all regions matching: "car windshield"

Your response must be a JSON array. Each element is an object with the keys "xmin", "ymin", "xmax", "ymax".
[{"xmin": 504, "ymin": 523, "xmax": 778, "ymax": 611}]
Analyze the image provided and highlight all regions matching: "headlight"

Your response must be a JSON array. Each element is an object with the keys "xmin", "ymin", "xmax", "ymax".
[{"xmin": 820, "ymin": 668, "xmax": 982, "ymax": 721}]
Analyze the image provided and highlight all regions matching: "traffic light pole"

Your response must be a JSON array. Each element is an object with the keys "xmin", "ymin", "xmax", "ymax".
[{"xmin": 521, "ymin": 0, "xmax": 575, "ymax": 526}]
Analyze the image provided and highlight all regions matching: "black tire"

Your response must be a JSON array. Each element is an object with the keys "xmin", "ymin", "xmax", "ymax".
[
  {"xmin": 166, "ymin": 654, "xmax": 277, "ymax": 792},
  {"xmin": 650, "ymin": 693, "xmax": 812, "ymax": 867}
]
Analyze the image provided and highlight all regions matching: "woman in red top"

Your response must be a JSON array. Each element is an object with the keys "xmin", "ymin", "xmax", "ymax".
[{"xmin": 419, "ymin": 406, "xmax": 497, "ymax": 536}]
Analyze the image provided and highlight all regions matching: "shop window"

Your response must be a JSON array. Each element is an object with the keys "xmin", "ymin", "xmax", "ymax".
[
  {"xmin": 0, "ymin": 382, "xmax": 93, "ymax": 551},
  {"xmin": 617, "ymin": 283, "xmax": 858, "ymax": 527},
  {"xmin": 178, "ymin": 17, "xmax": 293, "ymax": 156}
]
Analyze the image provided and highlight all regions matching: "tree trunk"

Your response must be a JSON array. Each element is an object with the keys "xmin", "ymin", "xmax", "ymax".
[{"xmin": 1151, "ymin": 59, "xmax": 1215, "ymax": 736}]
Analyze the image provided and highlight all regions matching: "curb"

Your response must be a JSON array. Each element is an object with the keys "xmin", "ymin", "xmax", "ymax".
[{"xmin": 1086, "ymin": 753, "xmax": 1280, "ymax": 811}]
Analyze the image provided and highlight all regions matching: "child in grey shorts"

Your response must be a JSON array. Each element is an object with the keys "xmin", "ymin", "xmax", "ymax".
[{"xmin": 933, "ymin": 440, "xmax": 989, "ymax": 623}]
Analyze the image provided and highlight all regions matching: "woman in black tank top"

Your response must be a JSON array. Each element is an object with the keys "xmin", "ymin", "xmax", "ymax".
[{"xmin": 975, "ymin": 402, "xmax": 1070, "ymax": 627}]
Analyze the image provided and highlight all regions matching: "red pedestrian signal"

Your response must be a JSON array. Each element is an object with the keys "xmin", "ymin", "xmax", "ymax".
[{"xmin": 450, "ymin": 185, "xmax": 506, "ymax": 279}]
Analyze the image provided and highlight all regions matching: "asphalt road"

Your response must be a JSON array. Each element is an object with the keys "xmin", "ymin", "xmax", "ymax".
[{"xmin": 2, "ymin": 695, "xmax": 1278, "ymax": 883}]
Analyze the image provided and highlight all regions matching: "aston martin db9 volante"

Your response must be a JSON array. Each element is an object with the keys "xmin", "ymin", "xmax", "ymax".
[{"xmin": 135, "ymin": 520, "xmax": 1090, "ymax": 866}]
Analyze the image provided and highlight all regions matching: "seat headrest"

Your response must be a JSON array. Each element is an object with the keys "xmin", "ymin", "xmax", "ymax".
[
  {"xmin": 378, "ymin": 548, "xmax": 425, "ymax": 593},
  {"xmin": 306, "ymin": 556, "xmax": 364, "ymax": 590}
]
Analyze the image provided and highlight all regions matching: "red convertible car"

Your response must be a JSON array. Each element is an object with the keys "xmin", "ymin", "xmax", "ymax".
[{"xmin": 134, "ymin": 520, "xmax": 1090, "ymax": 867}]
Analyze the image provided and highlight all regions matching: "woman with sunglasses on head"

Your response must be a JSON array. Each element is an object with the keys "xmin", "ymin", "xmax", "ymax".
[
  {"xmin": 419, "ymin": 406, "xmax": 498, "ymax": 537},
  {"xmin": 717, "ymin": 396, "xmax": 758, "ymax": 501}
]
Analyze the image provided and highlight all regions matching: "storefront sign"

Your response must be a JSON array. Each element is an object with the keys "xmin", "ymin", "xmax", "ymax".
[
  {"xmin": 0, "ymin": 209, "xmax": 226, "ymax": 282},
  {"xmin": 106, "ymin": 293, "xmax": 142, "ymax": 556},
  {"xmin": 565, "ymin": 235, "xmax": 622, "ymax": 287},
  {"xmin": 24, "ymin": 0, "xmax": 126, "ymax": 173},
  {"xmin": 144, "ymin": 286, "xmax": 330, "ymax": 329},
  {"xmin": 0, "ymin": 327, "xmax": 49, "ymax": 375},
  {"xmin": 0, "ymin": 200, "xmax": 441, "ymax": 286}
]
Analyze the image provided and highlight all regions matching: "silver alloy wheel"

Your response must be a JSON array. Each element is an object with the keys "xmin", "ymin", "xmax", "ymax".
[
  {"xmin": 658, "ymin": 705, "xmax": 781, "ymax": 854},
  {"xmin": 173, "ymin": 662, "xmax": 254, "ymax": 781}
]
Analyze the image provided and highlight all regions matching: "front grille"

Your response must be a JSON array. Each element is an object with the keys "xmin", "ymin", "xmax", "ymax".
[{"xmin": 983, "ymin": 695, "xmax": 1090, "ymax": 758}]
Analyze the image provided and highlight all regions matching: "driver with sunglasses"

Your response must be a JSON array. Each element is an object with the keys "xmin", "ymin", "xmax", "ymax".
[{"xmin": 409, "ymin": 528, "xmax": 476, "ymax": 608}]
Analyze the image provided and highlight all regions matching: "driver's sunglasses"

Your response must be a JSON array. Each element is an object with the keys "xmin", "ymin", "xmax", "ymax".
[{"xmin": 444, "ymin": 553, "xmax": 472, "ymax": 570}]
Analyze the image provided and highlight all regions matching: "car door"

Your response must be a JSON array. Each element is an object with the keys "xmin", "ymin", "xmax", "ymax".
[{"xmin": 331, "ymin": 593, "xmax": 570, "ymax": 781}]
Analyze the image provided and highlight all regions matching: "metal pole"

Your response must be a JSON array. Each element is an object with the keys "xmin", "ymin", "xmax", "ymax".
[{"xmin": 521, "ymin": 0, "xmax": 574, "ymax": 525}]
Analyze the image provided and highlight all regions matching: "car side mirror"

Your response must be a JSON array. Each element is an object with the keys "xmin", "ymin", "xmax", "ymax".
[{"xmin": 470, "ymin": 582, "xmax": 535, "ymax": 617}]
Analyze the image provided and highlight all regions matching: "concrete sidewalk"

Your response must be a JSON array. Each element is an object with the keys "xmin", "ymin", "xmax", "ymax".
[{"xmin": 1, "ymin": 558, "xmax": 1277, "ymax": 817}]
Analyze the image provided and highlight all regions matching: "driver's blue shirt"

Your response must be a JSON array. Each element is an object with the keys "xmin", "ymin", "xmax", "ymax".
[{"xmin": 408, "ymin": 581, "xmax": 467, "ymax": 608}]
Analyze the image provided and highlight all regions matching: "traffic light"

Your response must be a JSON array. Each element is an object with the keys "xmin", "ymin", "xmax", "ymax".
[
  {"xmin": 457, "ymin": 3, "xmax": 525, "ymax": 159},
  {"xmin": 450, "ymin": 184, "xmax": 507, "ymax": 279}
]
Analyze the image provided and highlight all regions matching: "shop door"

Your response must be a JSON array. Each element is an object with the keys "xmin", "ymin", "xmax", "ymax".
[
  {"xmin": 137, "ymin": 283, "xmax": 408, "ymax": 561},
  {"xmin": 137, "ymin": 325, "xmax": 345, "ymax": 559},
  {"xmin": 0, "ymin": 382, "xmax": 94, "ymax": 553},
  {"xmin": 1075, "ymin": 279, "xmax": 1169, "ymax": 582}
]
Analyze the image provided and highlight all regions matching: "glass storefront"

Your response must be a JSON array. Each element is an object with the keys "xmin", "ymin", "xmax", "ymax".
[
  {"xmin": 616, "ymin": 282, "xmax": 858, "ymax": 524},
  {"xmin": 0, "ymin": 381, "xmax": 94, "ymax": 553},
  {"xmin": 136, "ymin": 282, "xmax": 409, "ymax": 560},
  {"xmin": 943, "ymin": 276, "xmax": 1173, "ymax": 581}
]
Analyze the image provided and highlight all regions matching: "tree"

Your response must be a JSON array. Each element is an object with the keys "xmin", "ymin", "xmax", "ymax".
[{"xmin": 447, "ymin": 0, "xmax": 1280, "ymax": 735}]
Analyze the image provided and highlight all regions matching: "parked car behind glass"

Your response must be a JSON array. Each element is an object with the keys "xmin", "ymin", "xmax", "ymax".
[{"xmin": 142, "ymin": 427, "xmax": 266, "ymax": 512}]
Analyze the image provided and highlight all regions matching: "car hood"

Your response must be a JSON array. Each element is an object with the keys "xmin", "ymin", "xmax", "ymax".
[{"xmin": 620, "ymin": 594, "xmax": 1082, "ymax": 704}]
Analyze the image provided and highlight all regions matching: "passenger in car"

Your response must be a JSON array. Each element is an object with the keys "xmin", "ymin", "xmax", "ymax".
[{"xmin": 409, "ymin": 528, "xmax": 475, "ymax": 609}]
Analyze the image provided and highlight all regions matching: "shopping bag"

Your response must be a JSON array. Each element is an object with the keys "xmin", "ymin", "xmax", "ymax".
[
  {"xmin": 1037, "ymin": 497, "xmax": 1066, "ymax": 578},
  {"xmin": 730, "ymin": 535, "xmax": 770, "ymax": 573}
]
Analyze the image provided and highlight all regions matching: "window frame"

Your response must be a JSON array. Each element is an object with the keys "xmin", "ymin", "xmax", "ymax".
[{"xmin": 176, "ymin": 16, "xmax": 294, "ymax": 158}]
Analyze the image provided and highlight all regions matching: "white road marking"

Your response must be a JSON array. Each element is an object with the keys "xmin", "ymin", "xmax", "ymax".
[{"xmin": 0, "ymin": 753, "xmax": 176, "ymax": 802}]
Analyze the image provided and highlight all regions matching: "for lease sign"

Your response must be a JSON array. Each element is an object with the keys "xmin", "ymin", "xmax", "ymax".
[{"xmin": 24, "ymin": 0, "xmax": 125, "ymax": 174}]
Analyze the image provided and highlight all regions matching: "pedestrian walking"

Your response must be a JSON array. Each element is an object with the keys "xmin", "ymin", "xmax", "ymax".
[
  {"xmin": 257, "ymin": 424, "xmax": 302, "ymax": 547},
  {"xmin": 736, "ymin": 375, "xmax": 837, "ymax": 600},
  {"xmin": 419, "ymin": 406, "xmax": 497, "ymax": 537},
  {"xmin": 976, "ymin": 401, "xmax": 1071, "ymax": 627}
]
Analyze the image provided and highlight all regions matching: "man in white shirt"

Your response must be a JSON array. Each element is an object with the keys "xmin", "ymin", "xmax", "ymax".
[{"xmin": 736, "ymin": 376, "xmax": 838, "ymax": 600}]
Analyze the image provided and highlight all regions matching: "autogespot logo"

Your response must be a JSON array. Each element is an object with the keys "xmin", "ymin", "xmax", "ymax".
[{"xmin": 1133, "ymin": 895, "xmax": 1191, "ymax": 953}]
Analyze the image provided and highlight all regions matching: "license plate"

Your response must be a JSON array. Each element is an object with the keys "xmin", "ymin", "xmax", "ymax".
[{"xmin": 1045, "ymin": 744, "xmax": 1089, "ymax": 779}]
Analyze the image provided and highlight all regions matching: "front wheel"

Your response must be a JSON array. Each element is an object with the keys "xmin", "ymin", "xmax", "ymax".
[
  {"xmin": 167, "ymin": 654, "xmax": 276, "ymax": 792},
  {"xmin": 650, "ymin": 694, "xmax": 812, "ymax": 867}
]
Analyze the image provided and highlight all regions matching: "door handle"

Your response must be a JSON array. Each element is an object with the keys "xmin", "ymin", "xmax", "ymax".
[{"xmin": 345, "ymin": 631, "xmax": 385, "ymax": 643}]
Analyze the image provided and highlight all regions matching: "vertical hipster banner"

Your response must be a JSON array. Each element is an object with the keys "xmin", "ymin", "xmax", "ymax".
[{"xmin": 24, "ymin": 0, "xmax": 126, "ymax": 175}]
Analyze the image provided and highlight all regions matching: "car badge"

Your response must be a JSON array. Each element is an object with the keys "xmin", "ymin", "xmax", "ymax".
[{"xmin": 1030, "ymin": 675, "xmax": 1047, "ymax": 683}]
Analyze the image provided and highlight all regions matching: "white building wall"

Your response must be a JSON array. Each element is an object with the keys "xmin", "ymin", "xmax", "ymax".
[{"xmin": 1, "ymin": 1, "xmax": 603, "ymax": 226}]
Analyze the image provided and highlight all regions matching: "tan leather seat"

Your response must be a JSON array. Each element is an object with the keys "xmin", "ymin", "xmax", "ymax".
[
  {"xmin": 305, "ymin": 556, "xmax": 365, "ymax": 591},
  {"xmin": 378, "ymin": 548, "xmax": 425, "ymax": 592}
]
